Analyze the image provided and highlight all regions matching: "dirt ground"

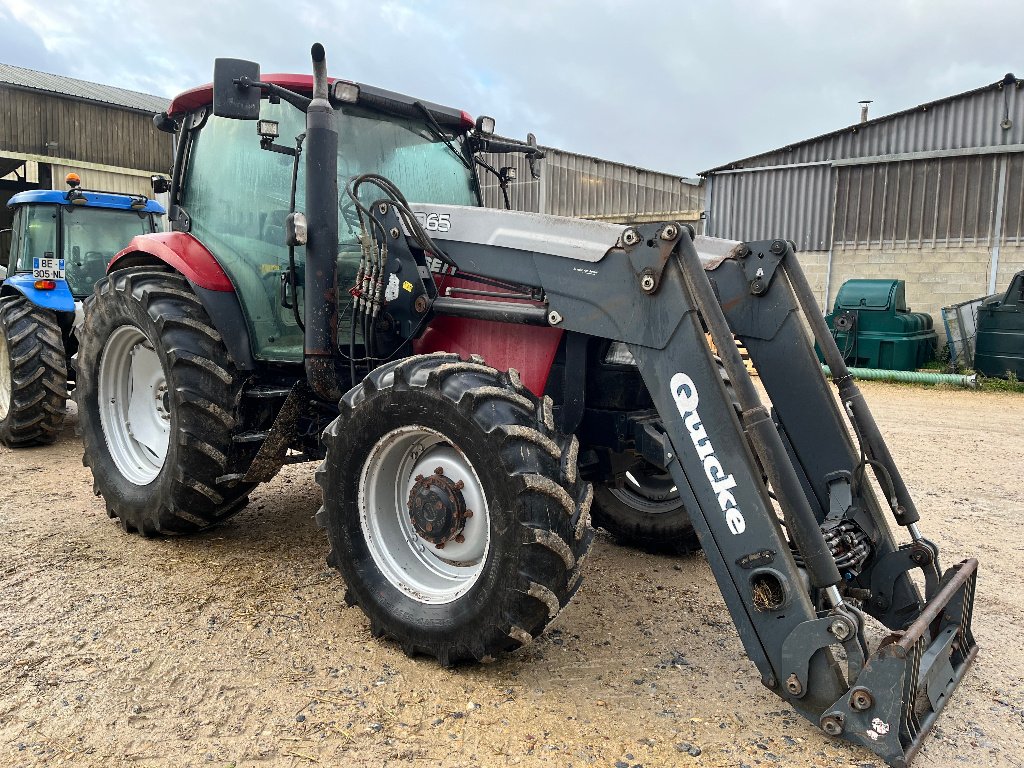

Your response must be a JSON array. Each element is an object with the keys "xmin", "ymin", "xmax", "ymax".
[{"xmin": 1, "ymin": 381, "xmax": 1022, "ymax": 768}]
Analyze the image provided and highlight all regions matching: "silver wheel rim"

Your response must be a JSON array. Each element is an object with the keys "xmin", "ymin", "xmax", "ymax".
[
  {"xmin": 609, "ymin": 463, "xmax": 680, "ymax": 514},
  {"xmin": 0, "ymin": 332, "xmax": 11, "ymax": 420},
  {"xmin": 98, "ymin": 324, "xmax": 170, "ymax": 485},
  {"xmin": 359, "ymin": 426, "xmax": 490, "ymax": 605}
]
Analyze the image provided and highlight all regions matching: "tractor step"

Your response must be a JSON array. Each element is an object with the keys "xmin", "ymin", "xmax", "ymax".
[{"xmin": 233, "ymin": 430, "xmax": 270, "ymax": 444}]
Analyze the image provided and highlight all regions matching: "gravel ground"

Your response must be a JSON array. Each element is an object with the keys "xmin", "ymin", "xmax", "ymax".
[{"xmin": 1, "ymin": 382, "xmax": 1022, "ymax": 768}]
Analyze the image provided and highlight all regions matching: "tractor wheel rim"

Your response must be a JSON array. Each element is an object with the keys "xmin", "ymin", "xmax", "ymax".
[
  {"xmin": 359, "ymin": 425, "xmax": 490, "ymax": 605},
  {"xmin": 608, "ymin": 462, "xmax": 680, "ymax": 514},
  {"xmin": 0, "ymin": 332, "xmax": 11, "ymax": 420},
  {"xmin": 98, "ymin": 324, "xmax": 170, "ymax": 485}
]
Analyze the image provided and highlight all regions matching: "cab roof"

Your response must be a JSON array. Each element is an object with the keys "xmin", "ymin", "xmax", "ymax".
[
  {"xmin": 8, "ymin": 189, "xmax": 165, "ymax": 214},
  {"xmin": 167, "ymin": 73, "xmax": 474, "ymax": 132}
]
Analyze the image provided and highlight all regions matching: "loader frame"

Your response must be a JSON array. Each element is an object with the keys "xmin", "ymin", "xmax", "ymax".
[{"xmin": 367, "ymin": 200, "xmax": 978, "ymax": 766}]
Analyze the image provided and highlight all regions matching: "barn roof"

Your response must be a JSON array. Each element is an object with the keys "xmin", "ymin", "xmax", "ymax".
[{"xmin": 0, "ymin": 62, "xmax": 169, "ymax": 114}]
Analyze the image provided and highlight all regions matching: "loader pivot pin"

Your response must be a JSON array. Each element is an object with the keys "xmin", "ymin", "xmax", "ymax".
[{"xmin": 407, "ymin": 466, "xmax": 471, "ymax": 548}]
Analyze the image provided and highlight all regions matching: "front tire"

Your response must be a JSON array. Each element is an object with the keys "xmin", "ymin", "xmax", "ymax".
[
  {"xmin": 318, "ymin": 354, "xmax": 594, "ymax": 665},
  {"xmin": 76, "ymin": 268, "xmax": 255, "ymax": 535},
  {"xmin": 0, "ymin": 296, "xmax": 67, "ymax": 448}
]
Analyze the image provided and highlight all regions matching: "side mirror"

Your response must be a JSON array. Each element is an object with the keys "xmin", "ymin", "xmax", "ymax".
[{"xmin": 213, "ymin": 58, "xmax": 261, "ymax": 120}]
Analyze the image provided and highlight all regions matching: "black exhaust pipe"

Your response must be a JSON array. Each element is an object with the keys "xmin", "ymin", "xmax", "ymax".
[{"xmin": 303, "ymin": 42, "xmax": 342, "ymax": 402}]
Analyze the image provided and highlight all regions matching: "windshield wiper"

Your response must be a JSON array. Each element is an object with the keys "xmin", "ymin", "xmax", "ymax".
[{"xmin": 413, "ymin": 101, "xmax": 473, "ymax": 170}]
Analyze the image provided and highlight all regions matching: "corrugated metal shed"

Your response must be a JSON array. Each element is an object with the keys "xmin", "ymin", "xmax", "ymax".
[
  {"xmin": 0, "ymin": 63, "xmax": 169, "ymax": 114},
  {"xmin": 702, "ymin": 76, "xmax": 1024, "ymax": 252},
  {"xmin": 703, "ymin": 76, "xmax": 1024, "ymax": 172},
  {"xmin": 480, "ymin": 141, "xmax": 702, "ymax": 225}
]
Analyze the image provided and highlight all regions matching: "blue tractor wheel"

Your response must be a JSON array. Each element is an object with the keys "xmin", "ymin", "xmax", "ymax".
[{"xmin": 0, "ymin": 296, "xmax": 68, "ymax": 447}]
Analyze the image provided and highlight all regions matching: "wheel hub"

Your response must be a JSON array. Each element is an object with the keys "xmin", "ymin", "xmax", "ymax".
[{"xmin": 407, "ymin": 466, "xmax": 473, "ymax": 548}]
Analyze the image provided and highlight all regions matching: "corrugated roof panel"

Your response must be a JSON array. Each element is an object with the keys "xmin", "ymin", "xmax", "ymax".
[
  {"xmin": 707, "ymin": 80, "xmax": 1023, "ymax": 171},
  {"xmin": 0, "ymin": 62, "xmax": 169, "ymax": 114}
]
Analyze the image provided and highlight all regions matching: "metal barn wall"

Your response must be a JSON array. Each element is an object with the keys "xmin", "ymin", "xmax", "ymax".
[
  {"xmin": 704, "ymin": 80, "xmax": 1024, "ymax": 251},
  {"xmin": 50, "ymin": 163, "xmax": 170, "ymax": 216},
  {"xmin": 717, "ymin": 81, "xmax": 1024, "ymax": 168},
  {"xmin": 0, "ymin": 85, "xmax": 170, "ymax": 172},
  {"xmin": 707, "ymin": 164, "xmax": 833, "ymax": 251},
  {"xmin": 480, "ymin": 143, "xmax": 702, "ymax": 225}
]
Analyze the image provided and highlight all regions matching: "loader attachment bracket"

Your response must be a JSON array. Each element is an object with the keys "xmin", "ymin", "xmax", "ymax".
[
  {"xmin": 730, "ymin": 239, "xmax": 786, "ymax": 295},
  {"xmin": 821, "ymin": 558, "xmax": 978, "ymax": 768}
]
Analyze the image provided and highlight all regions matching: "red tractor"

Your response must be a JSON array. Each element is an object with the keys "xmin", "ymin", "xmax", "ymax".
[{"xmin": 75, "ymin": 46, "xmax": 978, "ymax": 766}]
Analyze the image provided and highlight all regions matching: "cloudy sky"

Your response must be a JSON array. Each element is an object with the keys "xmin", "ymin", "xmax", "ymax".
[{"xmin": 2, "ymin": 0, "xmax": 1022, "ymax": 176}]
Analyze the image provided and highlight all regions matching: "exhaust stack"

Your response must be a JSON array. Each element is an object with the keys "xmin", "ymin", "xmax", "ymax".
[
  {"xmin": 859, "ymin": 99, "xmax": 872, "ymax": 124},
  {"xmin": 303, "ymin": 42, "xmax": 342, "ymax": 402}
]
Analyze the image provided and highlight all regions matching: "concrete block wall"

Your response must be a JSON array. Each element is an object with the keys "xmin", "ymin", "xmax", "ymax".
[
  {"xmin": 794, "ymin": 245, "xmax": 1024, "ymax": 332},
  {"xmin": 996, "ymin": 245, "xmax": 1024, "ymax": 293}
]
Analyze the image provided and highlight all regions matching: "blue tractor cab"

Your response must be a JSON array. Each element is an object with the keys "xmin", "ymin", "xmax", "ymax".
[{"xmin": 0, "ymin": 175, "xmax": 165, "ymax": 447}]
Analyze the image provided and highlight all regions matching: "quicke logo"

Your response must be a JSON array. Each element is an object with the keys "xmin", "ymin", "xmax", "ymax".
[{"xmin": 670, "ymin": 372, "xmax": 746, "ymax": 535}]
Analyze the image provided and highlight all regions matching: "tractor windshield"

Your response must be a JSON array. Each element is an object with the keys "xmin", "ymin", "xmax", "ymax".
[
  {"xmin": 61, "ymin": 207, "xmax": 154, "ymax": 297},
  {"xmin": 182, "ymin": 99, "xmax": 477, "ymax": 362}
]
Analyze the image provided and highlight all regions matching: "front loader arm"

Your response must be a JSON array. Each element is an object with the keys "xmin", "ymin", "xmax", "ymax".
[{"xmin": 375, "ymin": 202, "xmax": 978, "ymax": 767}]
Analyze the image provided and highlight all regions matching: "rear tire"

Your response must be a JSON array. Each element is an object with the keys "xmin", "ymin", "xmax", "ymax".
[
  {"xmin": 76, "ymin": 268, "xmax": 255, "ymax": 535},
  {"xmin": 591, "ymin": 457, "xmax": 700, "ymax": 554},
  {"xmin": 0, "ymin": 296, "xmax": 67, "ymax": 447},
  {"xmin": 317, "ymin": 354, "xmax": 594, "ymax": 665}
]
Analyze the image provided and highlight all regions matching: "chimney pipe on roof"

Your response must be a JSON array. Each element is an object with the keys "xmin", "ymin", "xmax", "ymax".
[{"xmin": 859, "ymin": 100, "xmax": 873, "ymax": 124}]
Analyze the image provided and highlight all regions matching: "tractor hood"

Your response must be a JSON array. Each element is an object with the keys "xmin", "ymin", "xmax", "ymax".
[{"xmin": 406, "ymin": 204, "xmax": 738, "ymax": 267}]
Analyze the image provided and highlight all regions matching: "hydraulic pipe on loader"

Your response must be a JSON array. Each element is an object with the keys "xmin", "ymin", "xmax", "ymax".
[{"xmin": 303, "ymin": 43, "xmax": 342, "ymax": 402}]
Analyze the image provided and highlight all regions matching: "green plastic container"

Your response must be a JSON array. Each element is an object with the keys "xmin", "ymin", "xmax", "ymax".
[
  {"xmin": 818, "ymin": 279, "xmax": 937, "ymax": 371},
  {"xmin": 974, "ymin": 270, "xmax": 1024, "ymax": 379}
]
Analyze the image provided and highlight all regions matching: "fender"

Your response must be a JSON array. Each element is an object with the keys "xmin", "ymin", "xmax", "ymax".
[
  {"xmin": 1, "ymin": 274, "xmax": 75, "ymax": 313},
  {"xmin": 107, "ymin": 232, "xmax": 255, "ymax": 370},
  {"xmin": 108, "ymin": 232, "xmax": 234, "ymax": 292},
  {"xmin": 414, "ymin": 317, "xmax": 562, "ymax": 397}
]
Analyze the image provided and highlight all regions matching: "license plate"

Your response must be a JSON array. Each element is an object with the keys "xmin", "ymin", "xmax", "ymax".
[{"xmin": 32, "ymin": 257, "xmax": 65, "ymax": 281}]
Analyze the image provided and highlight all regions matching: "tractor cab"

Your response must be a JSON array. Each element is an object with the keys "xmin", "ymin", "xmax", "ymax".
[
  {"xmin": 147, "ymin": 73, "xmax": 537, "ymax": 363},
  {"xmin": 4, "ymin": 174, "xmax": 165, "ymax": 314}
]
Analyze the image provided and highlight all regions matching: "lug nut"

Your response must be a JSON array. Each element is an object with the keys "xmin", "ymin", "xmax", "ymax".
[
  {"xmin": 390, "ymin": 227, "xmax": 400, "ymax": 238},
  {"xmin": 378, "ymin": 203, "xmax": 388, "ymax": 215},
  {"xmin": 770, "ymin": 239, "xmax": 786, "ymax": 255},
  {"xmin": 547, "ymin": 310, "xmax": 563, "ymax": 326},
  {"xmin": 660, "ymin": 224, "xmax": 678, "ymax": 241},
  {"xmin": 621, "ymin": 228, "xmax": 640, "ymax": 247},
  {"xmin": 640, "ymin": 273, "xmax": 656, "ymax": 292}
]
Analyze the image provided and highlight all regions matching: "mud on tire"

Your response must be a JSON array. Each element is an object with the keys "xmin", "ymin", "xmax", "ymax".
[
  {"xmin": 317, "ymin": 353, "xmax": 594, "ymax": 666},
  {"xmin": 76, "ymin": 268, "xmax": 255, "ymax": 535},
  {"xmin": 0, "ymin": 296, "xmax": 67, "ymax": 447}
]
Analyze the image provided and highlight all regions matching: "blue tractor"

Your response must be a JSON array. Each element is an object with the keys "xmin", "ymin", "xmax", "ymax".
[{"xmin": 0, "ymin": 175, "xmax": 164, "ymax": 447}]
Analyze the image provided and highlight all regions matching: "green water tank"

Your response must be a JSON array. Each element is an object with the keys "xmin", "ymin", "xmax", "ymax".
[
  {"xmin": 819, "ymin": 279, "xmax": 937, "ymax": 371},
  {"xmin": 974, "ymin": 271, "xmax": 1024, "ymax": 379}
]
